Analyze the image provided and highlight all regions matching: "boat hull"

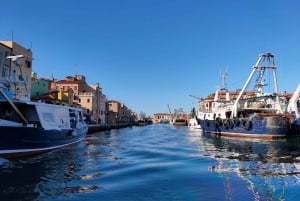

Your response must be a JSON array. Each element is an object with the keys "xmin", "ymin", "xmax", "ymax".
[
  {"xmin": 173, "ymin": 119, "xmax": 187, "ymax": 126},
  {"xmin": 198, "ymin": 116, "xmax": 289, "ymax": 139},
  {"xmin": 0, "ymin": 126, "xmax": 88, "ymax": 158}
]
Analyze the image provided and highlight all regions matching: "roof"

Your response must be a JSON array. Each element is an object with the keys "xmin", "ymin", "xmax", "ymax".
[
  {"xmin": 55, "ymin": 80, "xmax": 82, "ymax": 84},
  {"xmin": 31, "ymin": 93, "xmax": 57, "ymax": 101}
]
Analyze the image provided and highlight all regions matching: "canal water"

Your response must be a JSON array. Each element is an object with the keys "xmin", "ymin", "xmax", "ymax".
[{"xmin": 1, "ymin": 124, "xmax": 300, "ymax": 201}]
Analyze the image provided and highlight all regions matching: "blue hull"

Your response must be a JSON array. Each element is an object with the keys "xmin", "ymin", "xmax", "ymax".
[
  {"xmin": 0, "ymin": 126, "xmax": 88, "ymax": 158},
  {"xmin": 198, "ymin": 117, "xmax": 288, "ymax": 139}
]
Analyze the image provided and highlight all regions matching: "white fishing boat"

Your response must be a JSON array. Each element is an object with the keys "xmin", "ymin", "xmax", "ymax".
[
  {"xmin": 188, "ymin": 117, "xmax": 201, "ymax": 130},
  {"xmin": 172, "ymin": 108, "xmax": 187, "ymax": 126},
  {"xmin": 287, "ymin": 83, "xmax": 300, "ymax": 135},
  {"xmin": 197, "ymin": 53, "xmax": 291, "ymax": 139},
  {"xmin": 188, "ymin": 106, "xmax": 201, "ymax": 130}
]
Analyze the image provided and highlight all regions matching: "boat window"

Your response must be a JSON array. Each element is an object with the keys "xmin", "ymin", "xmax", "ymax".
[{"xmin": 42, "ymin": 112, "xmax": 55, "ymax": 122}]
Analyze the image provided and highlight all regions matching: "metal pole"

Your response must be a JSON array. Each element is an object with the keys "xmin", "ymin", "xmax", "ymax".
[{"xmin": 231, "ymin": 67, "xmax": 257, "ymax": 118}]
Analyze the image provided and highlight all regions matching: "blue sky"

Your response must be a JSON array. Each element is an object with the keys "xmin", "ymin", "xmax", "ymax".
[{"xmin": 1, "ymin": 0, "xmax": 300, "ymax": 116}]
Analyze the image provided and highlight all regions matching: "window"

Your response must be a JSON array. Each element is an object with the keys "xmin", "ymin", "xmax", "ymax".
[
  {"xmin": 26, "ymin": 60, "xmax": 31, "ymax": 68},
  {"xmin": 1, "ymin": 66, "xmax": 9, "ymax": 78},
  {"xmin": 78, "ymin": 98, "xmax": 81, "ymax": 103},
  {"xmin": 87, "ymin": 98, "xmax": 90, "ymax": 103}
]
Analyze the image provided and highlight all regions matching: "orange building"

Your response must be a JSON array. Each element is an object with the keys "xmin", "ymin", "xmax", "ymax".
[{"xmin": 51, "ymin": 75, "xmax": 107, "ymax": 123}]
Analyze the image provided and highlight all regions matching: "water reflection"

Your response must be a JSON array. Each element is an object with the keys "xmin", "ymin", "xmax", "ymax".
[
  {"xmin": 186, "ymin": 130, "xmax": 300, "ymax": 200},
  {"xmin": 1, "ymin": 125, "xmax": 300, "ymax": 201},
  {"xmin": 0, "ymin": 137, "xmax": 105, "ymax": 201}
]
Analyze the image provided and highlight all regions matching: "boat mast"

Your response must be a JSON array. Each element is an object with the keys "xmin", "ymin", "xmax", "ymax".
[
  {"xmin": 220, "ymin": 71, "xmax": 228, "ymax": 91},
  {"xmin": 231, "ymin": 53, "xmax": 280, "ymax": 118}
]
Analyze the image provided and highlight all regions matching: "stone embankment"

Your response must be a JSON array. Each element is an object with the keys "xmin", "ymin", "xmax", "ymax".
[{"xmin": 87, "ymin": 123, "xmax": 133, "ymax": 133}]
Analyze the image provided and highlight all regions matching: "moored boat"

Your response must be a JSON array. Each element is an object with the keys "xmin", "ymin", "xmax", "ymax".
[
  {"xmin": 188, "ymin": 117, "xmax": 201, "ymax": 130},
  {"xmin": 0, "ymin": 99, "xmax": 88, "ymax": 158},
  {"xmin": 197, "ymin": 53, "xmax": 291, "ymax": 139},
  {"xmin": 173, "ymin": 118, "xmax": 187, "ymax": 126},
  {"xmin": 170, "ymin": 108, "xmax": 187, "ymax": 126},
  {"xmin": 159, "ymin": 119, "xmax": 170, "ymax": 124},
  {"xmin": 188, "ymin": 106, "xmax": 201, "ymax": 130},
  {"xmin": 287, "ymin": 83, "xmax": 300, "ymax": 135},
  {"xmin": 0, "ymin": 56, "xmax": 88, "ymax": 159},
  {"xmin": 137, "ymin": 119, "xmax": 146, "ymax": 126}
]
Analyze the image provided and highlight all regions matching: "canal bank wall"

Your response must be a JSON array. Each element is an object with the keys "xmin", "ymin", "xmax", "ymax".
[{"xmin": 88, "ymin": 123, "xmax": 133, "ymax": 133}]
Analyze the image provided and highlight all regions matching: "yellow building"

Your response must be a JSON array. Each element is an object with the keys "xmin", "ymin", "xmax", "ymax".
[{"xmin": 58, "ymin": 88, "xmax": 74, "ymax": 104}]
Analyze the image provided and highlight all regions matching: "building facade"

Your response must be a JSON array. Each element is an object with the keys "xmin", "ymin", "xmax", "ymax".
[
  {"xmin": 106, "ymin": 100, "xmax": 120, "ymax": 124},
  {"xmin": 0, "ymin": 43, "xmax": 11, "ymax": 83},
  {"xmin": 0, "ymin": 41, "xmax": 33, "ymax": 100},
  {"xmin": 52, "ymin": 75, "xmax": 107, "ymax": 124},
  {"xmin": 31, "ymin": 73, "xmax": 51, "ymax": 97},
  {"xmin": 105, "ymin": 100, "xmax": 136, "ymax": 124},
  {"xmin": 153, "ymin": 113, "xmax": 172, "ymax": 123},
  {"xmin": 78, "ymin": 83, "xmax": 107, "ymax": 124}
]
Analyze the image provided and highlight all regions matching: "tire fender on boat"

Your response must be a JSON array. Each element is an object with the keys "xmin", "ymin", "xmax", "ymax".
[
  {"xmin": 229, "ymin": 119, "xmax": 234, "ymax": 129},
  {"xmin": 205, "ymin": 119, "xmax": 210, "ymax": 127},
  {"xmin": 223, "ymin": 119, "xmax": 230, "ymax": 129},
  {"xmin": 233, "ymin": 118, "xmax": 240, "ymax": 127},
  {"xmin": 214, "ymin": 117, "xmax": 222, "ymax": 128},
  {"xmin": 218, "ymin": 117, "xmax": 222, "ymax": 125},
  {"xmin": 243, "ymin": 120, "xmax": 252, "ymax": 130}
]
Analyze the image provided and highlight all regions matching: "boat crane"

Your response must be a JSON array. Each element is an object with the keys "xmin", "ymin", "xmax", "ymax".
[
  {"xmin": 167, "ymin": 104, "xmax": 172, "ymax": 114},
  {"xmin": 189, "ymin": 94, "xmax": 201, "ymax": 100},
  {"xmin": 231, "ymin": 52, "xmax": 281, "ymax": 118},
  {"xmin": 189, "ymin": 94, "xmax": 203, "ymax": 101}
]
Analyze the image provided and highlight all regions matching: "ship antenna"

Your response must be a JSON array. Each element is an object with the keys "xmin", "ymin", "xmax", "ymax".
[{"xmin": 220, "ymin": 70, "xmax": 228, "ymax": 91}]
